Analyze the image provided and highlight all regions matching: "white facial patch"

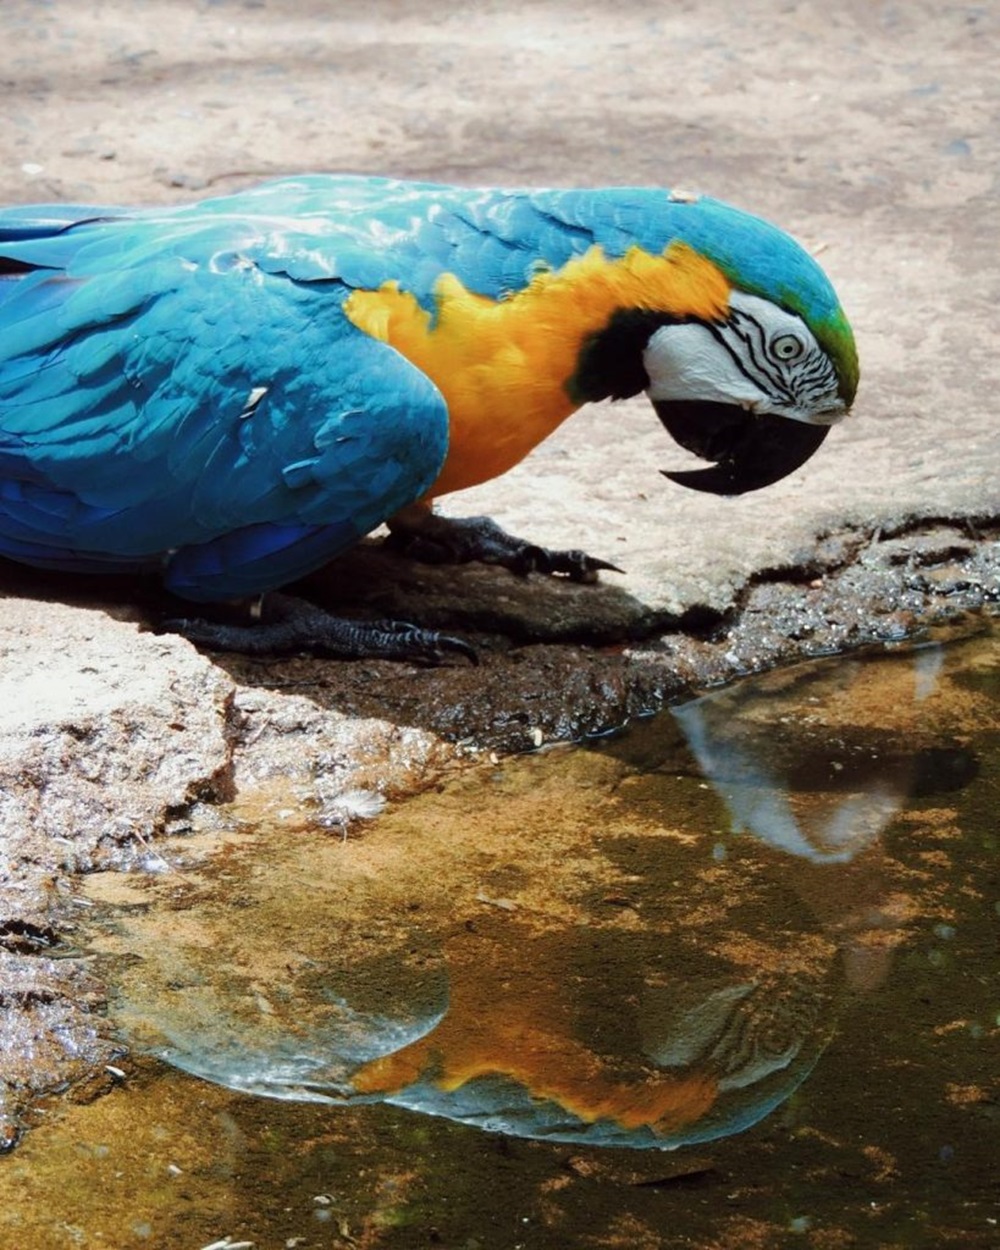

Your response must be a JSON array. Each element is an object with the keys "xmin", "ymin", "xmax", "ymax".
[
  {"xmin": 644, "ymin": 292, "xmax": 845, "ymax": 425},
  {"xmin": 644, "ymin": 321, "xmax": 763, "ymax": 410}
]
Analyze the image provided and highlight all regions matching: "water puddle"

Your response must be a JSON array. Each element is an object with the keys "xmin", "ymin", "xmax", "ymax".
[{"xmin": 3, "ymin": 624, "xmax": 998, "ymax": 1247}]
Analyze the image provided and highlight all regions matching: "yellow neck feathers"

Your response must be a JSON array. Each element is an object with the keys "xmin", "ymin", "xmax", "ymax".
[{"xmin": 343, "ymin": 242, "xmax": 731, "ymax": 499}]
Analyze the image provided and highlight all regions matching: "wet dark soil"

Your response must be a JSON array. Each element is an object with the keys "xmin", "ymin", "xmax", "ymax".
[{"xmin": 216, "ymin": 518, "xmax": 1000, "ymax": 753}]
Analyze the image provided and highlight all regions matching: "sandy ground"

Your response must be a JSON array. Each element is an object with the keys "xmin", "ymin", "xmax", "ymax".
[{"xmin": 0, "ymin": 0, "xmax": 998, "ymax": 1153}]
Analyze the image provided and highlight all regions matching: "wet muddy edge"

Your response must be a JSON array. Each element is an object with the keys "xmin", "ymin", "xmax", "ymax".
[{"xmin": 1, "ymin": 516, "xmax": 997, "ymax": 1148}]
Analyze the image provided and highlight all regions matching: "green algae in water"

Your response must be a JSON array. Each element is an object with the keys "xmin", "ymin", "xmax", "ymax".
[{"xmin": 4, "ymin": 626, "xmax": 999, "ymax": 1249}]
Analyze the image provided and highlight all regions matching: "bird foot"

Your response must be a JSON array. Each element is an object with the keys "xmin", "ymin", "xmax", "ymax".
[
  {"xmin": 385, "ymin": 512, "xmax": 622, "ymax": 584},
  {"xmin": 158, "ymin": 593, "xmax": 477, "ymax": 665}
]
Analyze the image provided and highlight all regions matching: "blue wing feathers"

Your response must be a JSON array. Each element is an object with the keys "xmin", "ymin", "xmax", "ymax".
[
  {"xmin": 162, "ymin": 520, "xmax": 362, "ymax": 602},
  {"xmin": 0, "ymin": 227, "xmax": 451, "ymax": 595}
]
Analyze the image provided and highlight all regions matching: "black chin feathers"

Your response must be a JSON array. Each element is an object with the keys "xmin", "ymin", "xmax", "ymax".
[{"xmin": 570, "ymin": 309, "xmax": 679, "ymax": 403}]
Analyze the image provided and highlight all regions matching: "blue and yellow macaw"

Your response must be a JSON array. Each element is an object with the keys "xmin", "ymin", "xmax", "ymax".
[{"xmin": 0, "ymin": 176, "xmax": 858, "ymax": 661}]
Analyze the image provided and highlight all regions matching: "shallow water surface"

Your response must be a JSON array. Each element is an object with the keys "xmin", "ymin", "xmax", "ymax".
[{"xmin": 3, "ymin": 625, "xmax": 999, "ymax": 1248}]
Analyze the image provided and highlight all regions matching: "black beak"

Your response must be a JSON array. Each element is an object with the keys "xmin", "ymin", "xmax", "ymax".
[{"xmin": 654, "ymin": 399, "xmax": 831, "ymax": 496}]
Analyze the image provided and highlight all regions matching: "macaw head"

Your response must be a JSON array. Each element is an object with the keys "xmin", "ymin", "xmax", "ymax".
[
  {"xmin": 573, "ymin": 191, "xmax": 859, "ymax": 495},
  {"xmin": 647, "ymin": 287, "xmax": 857, "ymax": 496}
]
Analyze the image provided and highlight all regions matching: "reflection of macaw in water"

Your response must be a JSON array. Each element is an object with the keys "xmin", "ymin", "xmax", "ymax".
[
  {"xmin": 352, "ymin": 945, "xmax": 718, "ymax": 1134},
  {"xmin": 349, "ymin": 918, "xmax": 833, "ymax": 1148},
  {"xmin": 349, "ymin": 649, "xmax": 979, "ymax": 1143}
]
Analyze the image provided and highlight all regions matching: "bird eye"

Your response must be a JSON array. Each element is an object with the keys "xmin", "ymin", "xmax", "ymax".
[{"xmin": 771, "ymin": 333, "xmax": 805, "ymax": 362}]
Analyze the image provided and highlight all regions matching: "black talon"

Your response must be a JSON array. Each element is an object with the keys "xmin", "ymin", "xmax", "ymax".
[
  {"xmin": 158, "ymin": 594, "xmax": 477, "ymax": 666},
  {"xmin": 508, "ymin": 544, "xmax": 623, "ymax": 582},
  {"xmin": 386, "ymin": 512, "xmax": 622, "ymax": 583}
]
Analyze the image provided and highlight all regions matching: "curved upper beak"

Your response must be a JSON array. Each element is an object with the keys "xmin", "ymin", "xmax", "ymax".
[{"xmin": 654, "ymin": 399, "xmax": 832, "ymax": 496}]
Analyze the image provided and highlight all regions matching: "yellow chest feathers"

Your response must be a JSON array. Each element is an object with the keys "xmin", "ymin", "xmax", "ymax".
[{"xmin": 342, "ymin": 242, "xmax": 730, "ymax": 499}]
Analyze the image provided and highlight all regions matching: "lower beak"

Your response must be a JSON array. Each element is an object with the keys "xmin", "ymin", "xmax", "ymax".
[{"xmin": 654, "ymin": 399, "xmax": 831, "ymax": 496}]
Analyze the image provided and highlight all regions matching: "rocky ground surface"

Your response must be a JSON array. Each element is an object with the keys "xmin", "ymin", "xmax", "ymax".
[{"xmin": 0, "ymin": 0, "xmax": 997, "ymax": 1149}]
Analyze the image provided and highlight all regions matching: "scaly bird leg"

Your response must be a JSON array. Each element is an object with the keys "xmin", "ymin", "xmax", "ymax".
[
  {"xmin": 159, "ymin": 592, "xmax": 477, "ymax": 666},
  {"xmin": 386, "ymin": 505, "xmax": 622, "ymax": 584}
]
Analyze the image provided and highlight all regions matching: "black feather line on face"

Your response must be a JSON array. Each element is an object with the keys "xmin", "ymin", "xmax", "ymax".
[
  {"xmin": 700, "ymin": 319, "xmax": 774, "ymax": 399},
  {"xmin": 724, "ymin": 310, "xmax": 799, "ymax": 405},
  {"xmin": 569, "ymin": 308, "xmax": 683, "ymax": 404}
]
